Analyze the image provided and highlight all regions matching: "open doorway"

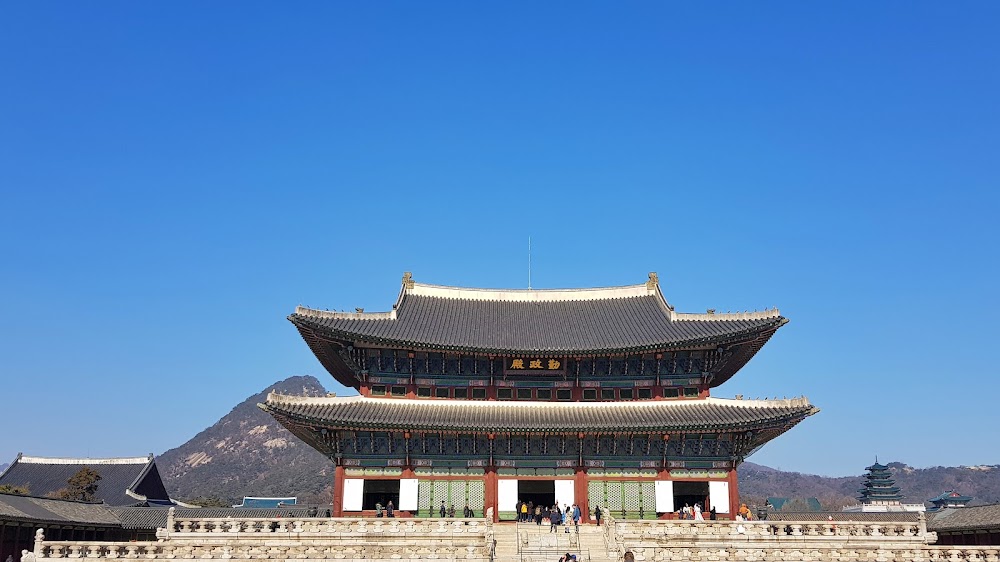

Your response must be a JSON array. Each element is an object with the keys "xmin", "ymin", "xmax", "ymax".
[
  {"xmin": 362, "ymin": 480, "xmax": 400, "ymax": 510},
  {"xmin": 673, "ymin": 481, "xmax": 709, "ymax": 513},
  {"xmin": 518, "ymin": 480, "xmax": 556, "ymax": 510}
]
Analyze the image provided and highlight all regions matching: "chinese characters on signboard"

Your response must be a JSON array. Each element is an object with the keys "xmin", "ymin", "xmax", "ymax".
[{"xmin": 504, "ymin": 358, "xmax": 565, "ymax": 374}]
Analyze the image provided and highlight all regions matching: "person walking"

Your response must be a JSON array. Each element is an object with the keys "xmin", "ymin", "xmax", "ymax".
[
  {"xmin": 440, "ymin": 501, "xmax": 447, "ymax": 518},
  {"xmin": 594, "ymin": 504, "xmax": 602, "ymax": 526},
  {"xmin": 520, "ymin": 501, "xmax": 529, "ymax": 522},
  {"xmin": 549, "ymin": 506, "xmax": 561, "ymax": 533},
  {"xmin": 572, "ymin": 504, "xmax": 581, "ymax": 531},
  {"xmin": 386, "ymin": 500, "xmax": 395, "ymax": 518}
]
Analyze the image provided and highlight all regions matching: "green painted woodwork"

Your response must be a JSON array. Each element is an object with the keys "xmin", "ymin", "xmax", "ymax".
[
  {"xmin": 588, "ymin": 480, "xmax": 657, "ymax": 519},
  {"xmin": 414, "ymin": 479, "xmax": 485, "ymax": 517}
]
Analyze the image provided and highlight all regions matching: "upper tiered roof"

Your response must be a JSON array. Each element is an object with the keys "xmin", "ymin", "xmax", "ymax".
[{"xmin": 290, "ymin": 273, "xmax": 786, "ymax": 387}]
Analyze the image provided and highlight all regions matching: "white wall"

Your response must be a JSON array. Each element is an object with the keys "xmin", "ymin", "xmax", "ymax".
[
  {"xmin": 399, "ymin": 479, "xmax": 418, "ymax": 511},
  {"xmin": 342, "ymin": 479, "xmax": 364, "ymax": 511},
  {"xmin": 497, "ymin": 480, "xmax": 518, "ymax": 512},
  {"xmin": 654, "ymin": 481, "xmax": 674, "ymax": 513},
  {"xmin": 708, "ymin": 481, "xmax": 730, "ymax": 513}
]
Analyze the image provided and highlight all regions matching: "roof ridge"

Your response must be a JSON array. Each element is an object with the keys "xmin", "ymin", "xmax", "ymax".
[
  {"xmin": 675, "ymin": 308, "xmax": 782, "ymax": 321},
  {"xmin": 18, "ymin": 455, "xmax": 153, "ymax": 465},
  {"xmin": 408, "ymin": 281, "xmax": 656, "ymax": 302}
]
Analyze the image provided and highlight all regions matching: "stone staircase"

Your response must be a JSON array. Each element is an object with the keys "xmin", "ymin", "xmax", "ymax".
[{"xmin": 491, "ymin": 523, "xmax": 619, "ymax": 562}]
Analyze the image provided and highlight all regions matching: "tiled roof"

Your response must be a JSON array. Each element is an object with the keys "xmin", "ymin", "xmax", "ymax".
[
  {"xmin": 765, "ymin": 511, "xmax": 919, "ymax": 523},
  {"xmin": 110, "ymin": 507, "xmax": 318, "ymax": 530},
  {"xmin": 0, "ymin": 493, "xmax": 121, "ymax": 526},
  {"xmin": 928, "ymin": 504, "xmax": 1000, "ymax": 532},
  {"xmin": 234, "ymin": 497, "xmax": 297, "ymax": 508},
  {"xmin": 0, "ymin": 454, "xmax": 170, "ymax": 506},
  {"xmin": 261, "ymin": 394, "xmax": 818, "ymax": 433},
  {"xmin": 291, "ymin": 274, "xmax": 786, "ymax": 355}
]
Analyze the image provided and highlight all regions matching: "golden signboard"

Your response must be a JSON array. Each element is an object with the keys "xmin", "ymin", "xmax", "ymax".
[{"xmin": 504, "ymin": 358, "xmax": 565, "ymax": 374}]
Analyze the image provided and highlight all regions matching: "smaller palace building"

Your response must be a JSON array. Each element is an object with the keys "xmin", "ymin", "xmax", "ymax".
[{"xmin": 262, "ymin": 273, "xmax": 818, "ymax": 521}]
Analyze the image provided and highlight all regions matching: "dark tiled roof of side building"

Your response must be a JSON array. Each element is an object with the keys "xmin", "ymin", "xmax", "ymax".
[
  {"xmin": 928, "ymin": 504, "xmax": 1000, "ymax": 532},
  {"xmin": 0, "ymin": 454, "xmax": 171, "ymax": 506},
  {"xmin": 290, "ymin": 274, "xmax": 786, "ymax": 355},
  {"xmin": 0, "ymin": 493, "xmax": 122, "ymax": 526},
  {"xmin": 262, "ymin": 394, "xmax": 818, "ymax": 433},
  {"xmin": 110, "ymin": 507, "xmax": 318, "ymax": 530},
  {"xmin": 765, "ymin": 511, "xmax": 920, "ymax": 523}
]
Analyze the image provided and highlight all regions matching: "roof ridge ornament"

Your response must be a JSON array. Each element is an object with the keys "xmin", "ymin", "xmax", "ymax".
[
  {"xmin": 402, "ymin": 271, "xmax": 415, "ymax": 290},
  {"xmin": 647, "ymin": 272, "xmax": 659, "ymax": 291}
]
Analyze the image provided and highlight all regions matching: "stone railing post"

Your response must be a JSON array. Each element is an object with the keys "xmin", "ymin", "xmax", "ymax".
[
  {"xmin": 34, "ymin": 529, "xmax": 45, "ymax": 556},
  {"xmin": 166, "ymin": 507, "xmax": 175, "ymax": 533},
  {"xmin": 918, "ymin": 512, "xmax": 927, "ymax": 536}
]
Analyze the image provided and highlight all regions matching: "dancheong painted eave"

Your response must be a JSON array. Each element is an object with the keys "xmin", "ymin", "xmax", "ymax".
[
  {"xmin": 260, "ymin": 393, "xmax": 818, "ymax": 434},
  {"xmin": 289, "ymin": 272, "xmax": 787, "ymax": 355}
]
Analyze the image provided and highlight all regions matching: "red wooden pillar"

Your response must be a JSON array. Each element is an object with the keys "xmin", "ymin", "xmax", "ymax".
[
  {"xmin": 727, "ymin": 468, "xmax": 739, "ymax": 520},
  {"xmin": 484, "ymin": 467, "xmax": 499, "ymax": 522},
  {"xmin": 574, "ymin": 468, "xmax": 589, "ymax": 523},
  {"xmin": 332, "ymin": 465, "xmax": 345, "ymax": 517}
]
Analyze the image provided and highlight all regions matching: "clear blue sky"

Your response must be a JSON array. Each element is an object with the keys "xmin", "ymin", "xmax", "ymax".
[{"xmin": 1, "ymin": 3, "xmax": 997, "ymax": 477}]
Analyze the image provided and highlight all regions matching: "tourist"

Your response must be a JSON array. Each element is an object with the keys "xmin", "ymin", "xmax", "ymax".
[
  {"xmin": 516, "ymin": 500, "xmax": 523, "ymax": 521},
  {"xmin": 549, "ymin": 507, "xmax": 561, "ymax": 533},
  {"xmin": 709, "ymin": 507, "xmax": 717, "ymax": 521},
  {"xmin": 440, "ymin": 501, "xmax": 447, "ymax": 517},
  {"xmin": 307, "ymin": 506, "xmax": 318, "ymax": 518},
  {"xmin": 738, "ymin": 503, "xmax": 751, "ymax": 521},
  {"xmin": 527, "ymin": 500, "xmax": 534, "ymax": 520},
  {"xmin": 448, "ymin": 504, "xmax": 456, "ymax": 518},
  {"xmin": 593, "ymin": 504, "xmax": 601, "ymax": 526},
  {"xmin": 572, "ymin": 504, "xmax": 581, "ymax": 530},
  {"xmin": 375, "ymin": 502, "xmax": 384, "ymax": 517},
  {"xmin": 386, "ymin": 500, "xmax": 395, "ymax": 517},
  {"xmin": 520, "ymin": 501, "xmax": 529, "ymax": 522},
  {"xmin": 694, "ymin": 503, "xmax": 704, "ymax": 521}
]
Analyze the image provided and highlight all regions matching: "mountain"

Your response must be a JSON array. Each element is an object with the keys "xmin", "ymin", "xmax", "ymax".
[
  {"xmin": 156, "ymin": 375, "xmax": 336, "ymax": 504},
  {"xmin": 157, "ymin": 376, "xmax": 1000, "ymax": 508},
  {"xmin": 738, "ymin": 461, "xmax": 1000, "ymax": 509}
]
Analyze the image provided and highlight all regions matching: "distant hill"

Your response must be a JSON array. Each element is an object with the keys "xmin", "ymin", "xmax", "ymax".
[
  {"xmin": 0, "ymin": 463, "xmax": 7, "ymax": 474},
  {"xmin": 156, "ymin": 375, "xmax": 336, "ymax": 504},
  {"xmin": 739, "ymin": 461, "xmax": 1000, "ymax": 509},
  {"xmin": 156, "ymin": 376, "xmax": 1000, "ymax": 508}
]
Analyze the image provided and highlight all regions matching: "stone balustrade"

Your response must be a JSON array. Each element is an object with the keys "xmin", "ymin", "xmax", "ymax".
[
  {"xmin": 24, "ymin": 516, "xmax": 493, "ymax": 562},
  {"xmin": 165, "ymin": 516, "xmax": 490, "ymax": 537},
  {"xmin": 624, "ymin": 545, "xmax": 1000, "ymax": 561},
  {"xmin": 615, "ymin": 519, "xmax": 930, "ymax": 543},
  {"xmin": 596, "ymin": 513, "xmax": 1000, "ymax": 562}
]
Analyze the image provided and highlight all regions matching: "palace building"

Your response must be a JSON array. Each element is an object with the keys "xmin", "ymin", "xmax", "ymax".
[{"xmin": 261, "ymin": 273, "xmax": 817, "ymax": 521}]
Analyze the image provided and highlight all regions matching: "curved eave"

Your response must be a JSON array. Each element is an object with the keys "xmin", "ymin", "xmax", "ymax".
[
  {"xmin": 290, "ymin": 314, "xmax": 787, "ymax": 357},
  {"xmin": 260, "ymin": 397, "xmax": 818, "ymax": 435}
]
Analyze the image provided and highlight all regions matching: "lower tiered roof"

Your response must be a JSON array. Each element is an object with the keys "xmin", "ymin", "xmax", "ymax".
[{"xmin": 260, "ymin": 394, "xmax": 818, "ymax": 434}]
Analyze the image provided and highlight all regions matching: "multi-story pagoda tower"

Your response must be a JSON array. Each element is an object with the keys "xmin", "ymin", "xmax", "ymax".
[
  {"xmin": 261, "ymin": 273, "xmax": 818, "ymax": 521},
  {"xmin": 857, "ymin": 461, "xmax": 903, "ymax": 505}
]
